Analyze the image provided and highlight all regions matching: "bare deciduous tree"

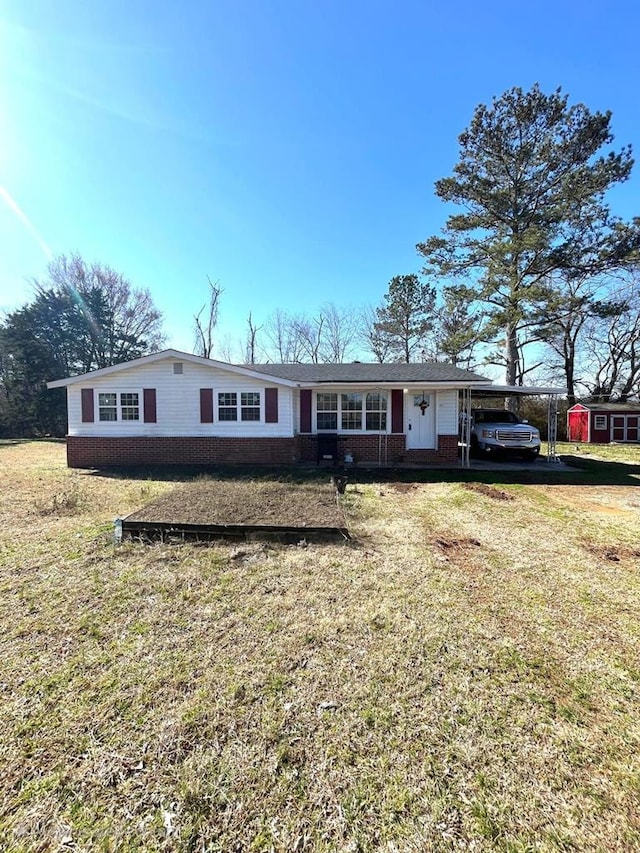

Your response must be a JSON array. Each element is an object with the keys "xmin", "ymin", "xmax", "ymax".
[
  {"xmin": 360, "ymin": 305, "xmax": 394, "ymax": 362},
  {"xmin": 319, "ymin": 302, "xmax": 359, "ymax": 362},
  {"xmin": 294, "ymin": 313, "xmax": 325, "ymax": 363},
  {"xmin": 581, "ymin": 279, "xmax": 640, "ymax": 401},
  {"xmin": 193, "ymin": 277, "xmax": 222, "ymax": 358},
  {"xmin": 263, "ymin": 310, "xmax": 306, "ymax": 362},
  {"xmin": 244, "ymin": 311, "xmax": 263, "ymax": 364}
]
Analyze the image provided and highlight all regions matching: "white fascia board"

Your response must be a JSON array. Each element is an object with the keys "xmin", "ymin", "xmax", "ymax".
[
  {"xmin": 473, "ymin": 383, "xmax": 566, "ymax": 396},
  {"xmin": 47, "ymin": 349, "xmax": 298, "ymax": 389},
  {"xmin": 297, "ymin": 380, "xmax": 490, "ymax": 390}
]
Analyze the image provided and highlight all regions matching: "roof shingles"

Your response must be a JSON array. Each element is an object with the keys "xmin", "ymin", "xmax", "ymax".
[{"xmin": 246, "ymin": 363, "xmax": 488, "ymax": 383}]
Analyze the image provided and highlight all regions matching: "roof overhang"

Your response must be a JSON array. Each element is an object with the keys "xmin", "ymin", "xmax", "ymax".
[
  {"xmin": 297, "ymin": 380, "xmax": 490, "ymax": 389},
  {"xmin": 47, "ymin": 349, "xmax": 299, "ymax": 389},
  {"xmin": 471, "ymin": 384, "xmax": 565, "ymax": 397}
]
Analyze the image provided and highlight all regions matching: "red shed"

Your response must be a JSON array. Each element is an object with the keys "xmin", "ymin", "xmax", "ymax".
[{"xmin": 567, "ymin": 403, "xmax": 640, "ymax": 444}]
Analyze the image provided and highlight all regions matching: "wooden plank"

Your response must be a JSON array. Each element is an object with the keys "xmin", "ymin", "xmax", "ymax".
[{"xmin": 121, "ymin": 518, "xmax": 350, "ymax": 542}]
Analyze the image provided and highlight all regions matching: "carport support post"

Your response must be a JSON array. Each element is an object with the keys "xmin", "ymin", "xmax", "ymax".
[
  {"xmin": 547, "ymin": 394, "xmax": 559, "ymax": 462},
  {"xmin": 460, "ymin": 386, "xmax": 472, "ymax": 468}
]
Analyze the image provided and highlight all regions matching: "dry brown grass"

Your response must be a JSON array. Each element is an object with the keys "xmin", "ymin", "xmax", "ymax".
[
  {"xmin": 1, "ymin": 441, "xmax": 639, "ymax": 852},
  {"xmin": 126, "ymin": 478, "xmax": 345, "ymax": 529}
]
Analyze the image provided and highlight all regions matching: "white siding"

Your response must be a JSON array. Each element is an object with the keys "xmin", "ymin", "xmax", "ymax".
[
  {"xmin": 68, "ymin": 358, "xmax": 294, "ymax": 437},
  {"xmin": 435, "ymin": 389, "xmax": 459, "ymax": 435}
]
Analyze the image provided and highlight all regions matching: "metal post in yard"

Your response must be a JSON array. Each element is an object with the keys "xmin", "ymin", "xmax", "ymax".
[
  {"xmin": 460, "ymin": 386, "xmax": 472, "ymax": 468},
  {"xmin": 547, "ymin": 394, "xmax": 559, "ymax": 462}
]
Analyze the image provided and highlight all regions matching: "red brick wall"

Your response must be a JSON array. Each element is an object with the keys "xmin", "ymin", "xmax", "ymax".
[
  {"xmin": 296, "ymin": 434, "xmax": 406, "ymax": 464},
  {"xmin": 67, "ymin": 433, "xmax": 459, "ymax": 468},
  {"xmin": 403, "ymin": 435, "xmax": 459, "ymax": 464},
  {"xmin": 67, "ymin": 436, "xmax": 299, "ymax": 468}
]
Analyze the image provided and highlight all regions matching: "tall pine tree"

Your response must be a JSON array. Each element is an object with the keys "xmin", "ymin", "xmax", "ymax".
[{"xmin": 418, "ymin": 84, "xmax": 640, "ymax": 387}]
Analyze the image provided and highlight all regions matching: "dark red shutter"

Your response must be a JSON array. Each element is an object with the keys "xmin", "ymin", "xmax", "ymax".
[
  {"xmin": 265, "ymin": 387, "xmax": 278, "ymax": 423},
  {"xmin": 81, "ymin": 388, "xmax": 94, "ymax": 423},
  {"xmin": 300, "ymin": 389, "xmax": 312, "ymax": 433},
  {"xmin": 143, "ymin": 388, "xmax": 157, "ymax": 423},
  {"xmin": 200, "ymin": 388, "xmax": 214, "ymax": 423},
  {"xmin": 391, "ymin": 389, "xmax": 403, "ymax": 433}
]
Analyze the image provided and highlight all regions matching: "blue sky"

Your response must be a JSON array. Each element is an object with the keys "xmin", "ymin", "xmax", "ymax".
[{"xmin": 1, "ymin": 0, "xmax": 639, "ymax": 358}]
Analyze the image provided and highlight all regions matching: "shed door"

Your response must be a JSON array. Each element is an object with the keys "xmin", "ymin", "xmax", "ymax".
[
  {"xmin": 568, "ymin": 410, "xmax": 588, "ymax": 442},
  {"xmin": 610, "ymin": 415, "xmax": 639, "ymax": 442},
  {"xmin": 611, "ymin": 416, "xmax": 625, "ymax": 442},
  {"xmin": 626, "ymin": 416, "xmax": 638, "ymax": 442}
]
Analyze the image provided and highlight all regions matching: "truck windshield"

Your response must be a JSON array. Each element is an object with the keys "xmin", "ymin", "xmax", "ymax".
[{"xmin": 474, "ymin": 411, "xmax": 519, "ymax": 424}]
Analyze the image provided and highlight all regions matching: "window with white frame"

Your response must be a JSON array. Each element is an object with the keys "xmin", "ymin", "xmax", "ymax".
[
  {"xmin": 341, "ymin": 393, "xmax": 362, "ymax": 430},
  {"xmin": 98, "ymin": 393, "xmax": 117, "ymax": 421},
  {"xmin": 315, "ymin": 392, "xmax": 388, "ymax": 431},
  {"xmin": 594, "ymin": 414, "xmax": 607, "ymax": 430},
  {"xmin": 241, "ymin": 392, "xmax": 260, "ymax": 421},
  {"xmin": 317, "ymin": 393, "xmax": 338, "ymax": 430},
  {"xmin": 218, "ymin": 391, "xmax": 261, "ymax": 422},
  {"xmin": 120, "ymin": 393, "xmax": 140, "ymax": 421},
  {"xmin": 366, "ymin": 392, "xmax": 387, "ymax": 430},
  {"xmin": 218, "ymin": 392, "xmax": 238, "ymax": 421},
  {"xmin": 98, "ymin": 392, "xmax": 139, "ymax": 422}
]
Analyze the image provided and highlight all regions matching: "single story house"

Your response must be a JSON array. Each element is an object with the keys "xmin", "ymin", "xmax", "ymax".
[
  {"xmin": 567, "ymin": 402, "xmax": 640, "ymax": 444},
  {"xmin": 47, "ymin": 349, "xmax": 491, "ymax": 468}
]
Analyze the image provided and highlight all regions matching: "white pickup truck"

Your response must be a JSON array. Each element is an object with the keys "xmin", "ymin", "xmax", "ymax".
[{"xmin": 464, "ymin": 408, "xmax": 541, "ymax": 461}]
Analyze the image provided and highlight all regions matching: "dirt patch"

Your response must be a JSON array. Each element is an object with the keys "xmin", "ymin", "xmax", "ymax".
[
  {"xmin": 433, "ymin": 536, "xmax": 482, "ymax": 554},
  {"xmin": 387, "ymin": 482, "xmax": 420, "ymax": 494},
  {"xmin": 462, "ymin": 483, "xmax": 515, "ymax": 501},
  {"xmin": 126, "ymin": 478, "xmax": 346, "ymax": 529},
  {"xmin": 531, "ymin": 484, "xmax": 640, "ymax": 516},
  {"xmin": 584, "ymin": 542, "xmax": 640, "ymax": 562}
]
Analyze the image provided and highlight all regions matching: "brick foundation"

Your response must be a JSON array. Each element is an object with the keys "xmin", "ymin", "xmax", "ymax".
[
  {"xmin": 403, "ymin": 434, "xmax": 460, "ymax": 464},
  {"xmin": 66, "ymin": 436, "xmax": 299, "ymax": 468},
  {"xmin": 296, "ymin": 434, "xmax": 407, "ymax": 464},
  {"xmin": 66, "ymin": 433, "xmax": 460, "ymax": 468}
]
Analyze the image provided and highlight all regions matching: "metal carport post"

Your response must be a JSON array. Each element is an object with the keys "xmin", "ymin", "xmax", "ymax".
[{"xmin": 460, "ymin": 385, "xmax": 472, "ymax": 468}]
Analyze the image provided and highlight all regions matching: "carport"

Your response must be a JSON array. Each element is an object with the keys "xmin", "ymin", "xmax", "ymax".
[{"xmin": 459, "ymin": 384, "xmax": 564, "ymax": 469}]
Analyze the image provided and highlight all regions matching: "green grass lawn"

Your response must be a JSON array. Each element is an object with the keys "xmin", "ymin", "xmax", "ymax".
[
  {"xmin": 1, "ymin": 442, "xmax": 639, "ymax": 851},
  {"xmin": 554, "ymin": 440, "xmax": 640, "ymax": 464}
]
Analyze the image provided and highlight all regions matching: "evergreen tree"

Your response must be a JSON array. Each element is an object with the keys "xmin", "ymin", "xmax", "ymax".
[
  {"xmin": 418, "ymin": 84, "xmax": 640, "ymax": 386},
  {"xmin": 373, "ymin": 274, "xmax": 436, "ymax": 362}
]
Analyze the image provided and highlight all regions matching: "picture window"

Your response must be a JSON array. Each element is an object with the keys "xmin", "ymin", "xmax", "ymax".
[{"xmin": 316, "ymin": 392, "xmax": 388, "ymax": 432}]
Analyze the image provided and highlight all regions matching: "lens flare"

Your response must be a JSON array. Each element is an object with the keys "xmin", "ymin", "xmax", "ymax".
[{"xmin": 0, "ymin": 184, "xmax": 52, "ymax": 259}]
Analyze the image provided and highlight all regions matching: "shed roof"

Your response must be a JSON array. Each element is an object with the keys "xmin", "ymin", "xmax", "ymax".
[{"xmin": 568, "ymin": 402, "xmax": 640, "ymax": 412}]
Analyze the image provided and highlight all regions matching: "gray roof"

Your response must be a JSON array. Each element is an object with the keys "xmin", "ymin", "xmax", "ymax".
[
  {"xmin": 244, "ymin": 362, "xmax": 488, "ymax": 383},
  {"xmin": 576, "ymin": 402, "xmax": 640, "ymax": 412}
]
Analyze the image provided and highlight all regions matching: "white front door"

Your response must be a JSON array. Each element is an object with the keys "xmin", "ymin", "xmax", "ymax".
[{"xmin": 406, "ymin": 391, "xmax": 435, "ymax": 449}]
